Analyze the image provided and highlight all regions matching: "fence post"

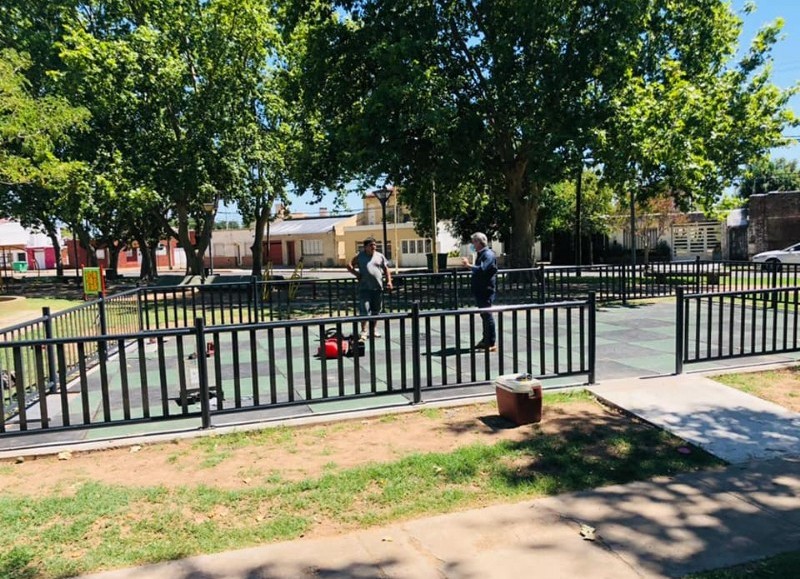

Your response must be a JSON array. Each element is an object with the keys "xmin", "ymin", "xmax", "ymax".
[
  {"xmin": 136, "ymin": 289, "xmax": 145, "ymax": 331},
  {"xmin": 251, "ymin": 277, "xmax": 260, "ymax": 323},
  {"xmin": 195, "ymin": 316, "xmax": 212, "ymax": 429},
  {"xmin": 98, "ymin": 296, "xmax": 108, "ymax": 362},
  {"xmin": 771, "ymin": 266, "xmax": 779, "ymax": 310},
  {"xmin": 42, "ymin": 307, "xmax": 57, "ymax": 393},
  {"xmin": 694, "ymin": 256, "xmax": 701, "ymax": 294},
  {"xmin": 675, "ymin": 287, "xmax": 684, "ymax": 375},
  {"xmin": 588, "ymin": 292, "xmax": 596, "ymax": 384},
  {"xmin": 621, "ymin": 263, "xmax": 627, "ymax": 305},
  {"xmin": 411, "ymin": 302, "xmax": 422, "ymax": 403},
  {"xmin": 452, "ymin": 269, "xmax": 460, "ymax": 309},
  {"xmin": 538, "ymin": 264, "xmax": 545, "ymax": 303}
]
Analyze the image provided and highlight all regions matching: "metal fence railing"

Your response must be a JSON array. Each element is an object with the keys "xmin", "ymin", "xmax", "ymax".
[
  {"xmin": 131, "ymin": 261, "xmax": 800, "ymax": 327},
  {"xmin": 0, "ymin": 296, "xmax": 595, "ymax": 438},
  {"xmin": 675, "ymin": 285, "xmax": 800, "ymax": 373},
  {"xmin": 4, "ymin": 258, "xmax": 799, "ymax": 438}
]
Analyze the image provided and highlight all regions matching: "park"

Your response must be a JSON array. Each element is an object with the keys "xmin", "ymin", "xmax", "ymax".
[{"xmin": 2, "ymin": 0, "xmax": 800, "ymax": 577}]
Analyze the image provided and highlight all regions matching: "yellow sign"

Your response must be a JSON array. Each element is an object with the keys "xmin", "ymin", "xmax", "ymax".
[{"xmin": 83, "ymin": 267, "xmax": 104, "ymax": 296}]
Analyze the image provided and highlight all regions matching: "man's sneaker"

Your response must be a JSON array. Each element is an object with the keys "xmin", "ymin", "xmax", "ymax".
[
  {"xmin": 474, "ymin": 342, "xmax": 497, "ymax": 352},
  {"xmin": 359, "ymin": 332, "xmax": 367, "ymax": 343},
  {"xmin": 371, "ymin": 332, "xmax": 382, "ymax": 338}
]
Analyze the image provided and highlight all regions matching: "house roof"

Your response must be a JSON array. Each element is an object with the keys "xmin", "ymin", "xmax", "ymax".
[
  {"xmin": 269, "ymin": 215, "xmax": 355, "ymax": 236},
  {"xmin": 0, "ymin": 220, "xmax": 28, "ymax": 248},
  {"xmin": 0, "ymin": 219, "xmax": 60, "ymax": 248}
]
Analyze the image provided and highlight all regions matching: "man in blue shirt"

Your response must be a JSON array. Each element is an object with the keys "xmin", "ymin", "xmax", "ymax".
[
  {"xmin": 348, "ymin": 237, "xmax": 393, "ymax": 341},
  {"xmin": 461, "ymin": 232, "xmax": 498, "ymax": 351}
]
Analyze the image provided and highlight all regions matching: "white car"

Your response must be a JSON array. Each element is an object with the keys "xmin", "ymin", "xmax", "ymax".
[{"xmin": 751, "ymin": 242, "xmax": 800, "ymax": 271}]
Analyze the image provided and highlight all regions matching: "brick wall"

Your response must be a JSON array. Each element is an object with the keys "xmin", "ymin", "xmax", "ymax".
[{"xmin": 747, "ymin": 191, "xmax": 800, "ymax": 256}]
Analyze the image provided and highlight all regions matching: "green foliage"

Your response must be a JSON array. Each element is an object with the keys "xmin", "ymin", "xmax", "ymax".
[
  {"xmin": 738, "ymin": 157, "xmax": 800, "ymax": 198},
  {"xmin": 297, "ymin": 1, "xmax": 795, "ymax": 266},
  {"xmin": 601, "ymin": 4, "xmax": 798, "ymax": 212},
  {"xmin": 0, "ymin": 47, "xmax": 88, "ymax": 264},
  {"xmin": 538, "ymin": 170, "xmax": 614, "ymax": 238}
]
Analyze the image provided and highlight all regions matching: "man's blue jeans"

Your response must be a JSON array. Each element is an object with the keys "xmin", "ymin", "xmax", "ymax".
[{"xmin": 475, "ymin": 292, "xmax": 496, "ymax": 346}]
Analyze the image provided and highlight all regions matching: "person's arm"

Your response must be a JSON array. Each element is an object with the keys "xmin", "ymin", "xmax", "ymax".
[
  {"xmin": 383, "ymin": 261, "xmax": 393, "ymax": 290},
  {"xmin": 347, "ymin": 255, "xmax": 359, "ymax": 277}
]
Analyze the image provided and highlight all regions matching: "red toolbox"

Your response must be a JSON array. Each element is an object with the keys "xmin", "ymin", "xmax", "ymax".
[{"xmin": 494, "ymin": 374, "xmax": 542, "ymax": 425}]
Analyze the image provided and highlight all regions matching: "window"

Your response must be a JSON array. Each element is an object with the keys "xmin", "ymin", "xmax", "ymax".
[
  {"xmin": 354, "ymin": 241, "xmax": 392, "ymax": 258},
  {"xmin": 401, "ymin": 239, "xmax": 432, "ymax": 254},
  {"xmin": 302, "ymin": 239, "xmax": 323, "ymax": 255}
]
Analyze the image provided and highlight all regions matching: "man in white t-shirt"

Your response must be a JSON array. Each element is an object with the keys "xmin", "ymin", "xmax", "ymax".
[{"xmin": 347, "ymin": 237, "xmax": 393, "ymax": 340}]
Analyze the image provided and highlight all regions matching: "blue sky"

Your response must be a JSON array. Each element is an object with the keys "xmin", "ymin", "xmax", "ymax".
[
  {"xmin": 736, "ymin": 0, "xmax": 800, "ymax": 160},
  {"xmin": 275, "ymin": 1, "xmax": 800, "ymax": 217}
]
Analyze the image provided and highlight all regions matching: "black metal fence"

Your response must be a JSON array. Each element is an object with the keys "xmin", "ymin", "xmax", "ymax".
[
  {"xmin": 0, "ymin": 297, "xmax": 595, "ymax": 438},
  {"xmin": 133, "ymin": 260, "xmax": 800, "ymax": 328},
  {"xmin": 4, "ymin": 258, "xmax": 799, "ymax": 439},
  {"xmin": 0, "ymin": 290, "xmax": 140, "ymax": 420},
  {"xmin": 675, "ymin": 285, "xmax": 800, "ymax": 373}
]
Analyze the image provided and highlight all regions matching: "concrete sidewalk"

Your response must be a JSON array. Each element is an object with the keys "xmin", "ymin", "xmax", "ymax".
[
  {"xmin": 81, "ymin": 457, "xmax": 800, "ymax": 579},
  {"xmin": 79, "ymin": 373, "xmax": 800, "ymax": 579}
]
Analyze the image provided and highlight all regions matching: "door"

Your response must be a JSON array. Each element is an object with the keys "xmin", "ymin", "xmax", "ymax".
[
  {"xmin": 727, "ymin": 227, "xmax": 748, "ymax": 261},
  {"xmin": 268, "ymin": 241, "xmax": 283, "ymax": 265},
  {"xmin": 286, "ymin": 241, "xmax": 296, "ymax": 265},
  {"xmin": 34, "ymin": 250, "xmax": 46, "ymax": 270}
]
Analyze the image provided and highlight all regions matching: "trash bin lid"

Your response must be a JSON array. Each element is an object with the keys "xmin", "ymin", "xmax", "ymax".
[{"xmin": 494, "ymin": 373, "xmax": 540, "ymax": 393}]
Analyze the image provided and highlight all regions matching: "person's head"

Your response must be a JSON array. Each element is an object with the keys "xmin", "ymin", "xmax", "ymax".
[
  {"xmin": 470, "ymin": 232, "xmax": 488, "ymax": 250},
  {"xmin": 363, "ymin": 237, "xmax": 378, "ymax": 255}
]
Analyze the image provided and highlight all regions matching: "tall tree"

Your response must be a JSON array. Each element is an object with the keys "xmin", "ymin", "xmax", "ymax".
[
  {"xmin": 0, "ymin": 48, "xmax": 88, "ymax": 276},
  {"xmin": 296, "ymin": 0, "xmax": 796, "ymax": 267},
  {"xmin": 57, "ymin": 0, "xmax": 285, "ymax": 275},
  {"xmin": 738, "ymin": 157, "xmax": 800, "ymax": 198},
  {"xmin": 600, "ymin": 3, "xmax": 797, "ymax": 221}
]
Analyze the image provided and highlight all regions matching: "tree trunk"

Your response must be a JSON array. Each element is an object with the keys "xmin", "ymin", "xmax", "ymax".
[
  {"xmin": 250, "ymin": 206, "xmax": 270, "ymax": 277},
  {"xmin": 505, "ymin": 166, "xmax": 539, "ymax": 268},
  {"xmin": 137, "ymin": 236, "xmax": 156, "ymax": 280},
  {"xmin": 159, "ymin": 203, "xmax": 209, "ymax": 276},
  {"xmin": 76, "ymin": 227, "xmax": 98, "ymax": 267},
  {"xmin": 45, "ymin": 226, "xmax": 64, "ymax": 278},
  {"xmin": 147, "ymin": 242, "xmax": 159, "ymax": 279},
  {"xmin": 109, "ymin": 245, "xmax": 122, "ymax": 274}
]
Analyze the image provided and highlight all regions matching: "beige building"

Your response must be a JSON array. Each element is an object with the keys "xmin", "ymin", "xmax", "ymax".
[
  {"xmin": 202, "ymin": 191, "xmax": 465, "ymax": 271},
  {"xmin": 342, "ymin": 191, "xmax": 462, "ymax": 268},
  {"xmin": 266, "ymin": 214, "xmax": 359, "ymax": 267}
]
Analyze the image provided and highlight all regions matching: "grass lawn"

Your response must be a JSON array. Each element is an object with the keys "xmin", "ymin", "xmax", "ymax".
[
  {"xmin": 712, "ymin": 366, "xmax": 800, "ymax": 413},
  {"xmin": 0, "ymin": 297, "xmax": 84, "ymax": 328},
  {"xmin": 685, "ymin": 550, "xmax": 800, "ymax": 578},
  {"xmin": 0, "ymin": 391, "xmax": 723, "ymax": 579}
]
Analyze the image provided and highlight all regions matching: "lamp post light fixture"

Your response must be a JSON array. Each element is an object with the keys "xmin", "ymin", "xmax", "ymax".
[
  {"xmin": 202, "ymin": 202, "xmax": 216, "ymax": 278},
  {"xmin": 372, "ymin": 186, "xmax": 393, "ymax": 260}
]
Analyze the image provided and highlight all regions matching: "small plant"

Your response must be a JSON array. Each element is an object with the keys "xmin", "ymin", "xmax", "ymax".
[{"xmin": 419, "ymin": 407, "xmax": 443, "ymax": 420}]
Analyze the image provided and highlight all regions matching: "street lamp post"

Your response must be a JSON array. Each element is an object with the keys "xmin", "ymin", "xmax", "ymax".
[{"xmin": 372, "ymin": 187, "xmax": 393, "ymax": 260}]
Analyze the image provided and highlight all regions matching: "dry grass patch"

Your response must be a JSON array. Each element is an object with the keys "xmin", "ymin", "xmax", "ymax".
[
  {"xmin": 0, "ymin": 391, "xmax": 722, "ymax": 579},
  {"xmin": 712, "ymin": 366, "xmax": 800, "ymax": 412}
]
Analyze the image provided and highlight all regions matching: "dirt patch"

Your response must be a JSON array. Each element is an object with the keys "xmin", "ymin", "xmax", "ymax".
[
  {"xmin": 749, "ymin": 368, "xmax": 800, "ymax": 412},
  {"xmin": 715, "ymin": 367, "xmax": 800, "ymax": 413},
  {"xmin": 1, "ymin": 400, "xmax": 622, "ymax": 496}
]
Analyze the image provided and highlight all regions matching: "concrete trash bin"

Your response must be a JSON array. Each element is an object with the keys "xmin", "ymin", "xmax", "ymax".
[{"xmin": 494, "ymin": 373, "xmax": 542, "ymax": 425}]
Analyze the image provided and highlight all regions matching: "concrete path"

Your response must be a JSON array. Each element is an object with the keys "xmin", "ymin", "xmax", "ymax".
[
  {"xmin": 81, "ymin": 456, "xmax": 800, "ymax": 579},
  {"xmin": 589, "ymin": 374, "xmax": 800, "ymax": 464},
  {"xmin": 78, "ymin": 373, "xmax": 800, "ymax": 579}
]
